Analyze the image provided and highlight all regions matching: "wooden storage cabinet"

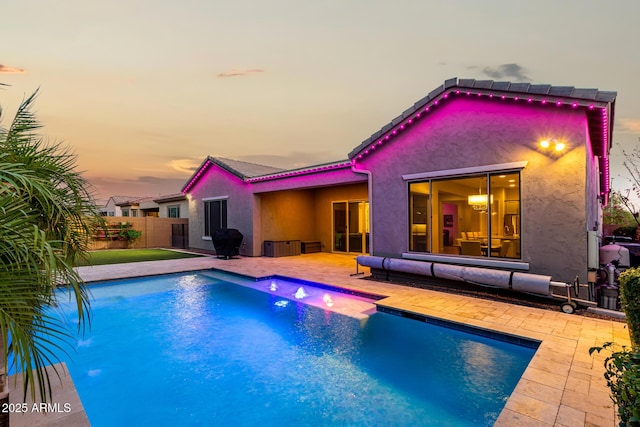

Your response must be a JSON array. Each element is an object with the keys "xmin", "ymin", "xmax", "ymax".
[
  {"xmin": 263, "ymin": 240, "xmax": 301, "ymax": 257},
  {"xmin": 301, "ymin": 241, "xmax": 321, "ymax": 253}
]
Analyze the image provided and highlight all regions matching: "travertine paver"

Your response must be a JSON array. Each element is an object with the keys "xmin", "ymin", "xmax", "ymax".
[{"xmin": 66, "ymin": 252, "xmax": 631, "ymax": 426}]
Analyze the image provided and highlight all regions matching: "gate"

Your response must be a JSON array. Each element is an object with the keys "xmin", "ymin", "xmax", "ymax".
[{"xmin": 171, "ymin": 223, "xmax": 189, "ymax": 248}]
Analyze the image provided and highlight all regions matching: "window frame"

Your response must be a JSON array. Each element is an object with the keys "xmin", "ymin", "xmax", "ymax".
[
  {"xmin": 203, "ymin": 197, "xmax": 228, "ymax": 238},
  {"xmin": 168, "ymin": 205, "xmax": 180, "ymax": 218},
  {"xmin": 405, "ymin": 162, "xmax": 524, "ymax": 263}
]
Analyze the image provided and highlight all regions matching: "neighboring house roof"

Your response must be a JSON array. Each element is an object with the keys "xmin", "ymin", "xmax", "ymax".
[
  {"xmin": 153, "ymin": 193, "xmax": 187, "ymax": 203},
  {"xmin": 116, "ymin": 196, "xmax": 154, "ymax": 207},
  {"xmin": 108, "ymin": 195, "xmax": 140, "ymax": 206}
]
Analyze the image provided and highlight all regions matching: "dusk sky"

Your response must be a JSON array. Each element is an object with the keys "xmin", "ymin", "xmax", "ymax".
[{"xmin": 2, "ymin": 0, "xmax": 639, "ymax": 202}]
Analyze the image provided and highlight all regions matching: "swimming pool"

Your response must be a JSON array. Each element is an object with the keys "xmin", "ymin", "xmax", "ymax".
[{"xmin": 52, "ymin": 270, "xmax": 537, "ymax": 426}]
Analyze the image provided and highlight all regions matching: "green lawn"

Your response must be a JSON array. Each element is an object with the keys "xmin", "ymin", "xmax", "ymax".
[{"xmin": 75, "ymin": 249, "xmax": 205, "ymax": 266}]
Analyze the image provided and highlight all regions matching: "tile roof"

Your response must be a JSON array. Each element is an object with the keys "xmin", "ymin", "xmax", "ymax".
[
  {"xmin": 115, "ymin": 196, "xmax": 154, "ymax": 206},
  {"xmin": 153, "ymin": 193, "xmax": 187, "ymax": 203},
  {"xmin": 181, "ymin": 156, "xmax": 353, "ymax": 193},
  {"xmin": 212, "ymin": 157, "xmax": 285, "ymax": 179},
  {"xmin": 108, "ymin": 195, "xmax": 141, "ymax": 205},
  {"xmin": 348, "ymin": 77, "xmax": 616, "ymax": 159}
]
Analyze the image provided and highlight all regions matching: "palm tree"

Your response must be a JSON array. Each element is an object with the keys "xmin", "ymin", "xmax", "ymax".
[{"xmin": 0, "ymin": 89, "xmax": 98, "ymax": 411}]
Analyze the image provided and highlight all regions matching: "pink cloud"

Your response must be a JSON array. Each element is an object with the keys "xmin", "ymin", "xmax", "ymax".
[
  {"xmin": 217, "ymin": 68, "xmax": 265, "ymax": 78},
  {"xmin": 0, "ymin": 64, "xmax": 25, "ymax": 73}
]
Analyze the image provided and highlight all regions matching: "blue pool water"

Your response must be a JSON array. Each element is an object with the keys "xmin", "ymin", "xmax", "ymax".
[{"xmin": 51, "ymin": 271, "xmax": 536, "ymax": 426}]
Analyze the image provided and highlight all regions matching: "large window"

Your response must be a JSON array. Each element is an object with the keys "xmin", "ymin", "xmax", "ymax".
[
  {"xmin": 204, "ymin": 199, "xmax": 227, "ymax": 237},
  {"xmin": 409, "ymin": 171, "xmax": 521, "ymax": 259}
]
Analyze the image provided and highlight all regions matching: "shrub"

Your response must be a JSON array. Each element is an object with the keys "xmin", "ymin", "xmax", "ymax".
[
  {"xmin": 590, "ymin": 343, "xmax": 640, "ymax": 426},
  {"xmin": 117, "ymin": 223, "xmax": 142, "ymax": 244},
  {"xmin": 619, "ymin": 267, "xmax": 640, "ymax": 350},
  {"xmin": 614, "ymin": 226, "xmax": 639, "ymax": 240}
]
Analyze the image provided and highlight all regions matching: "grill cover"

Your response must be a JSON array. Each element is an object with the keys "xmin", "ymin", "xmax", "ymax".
[{"xmin": 212, "ymin": 228, "xmax": 243, "ymax": 259}]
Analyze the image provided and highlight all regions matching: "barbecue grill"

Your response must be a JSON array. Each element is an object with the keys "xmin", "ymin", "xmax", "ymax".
[{"xmin": 212, "ymin": 228, "xmax": 243, "ymax": 259}]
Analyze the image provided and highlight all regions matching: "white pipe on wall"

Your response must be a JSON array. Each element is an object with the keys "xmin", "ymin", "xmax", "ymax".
[{"xmin": 357, "ymin": 255, "xmax": 557, "ymax": 296}]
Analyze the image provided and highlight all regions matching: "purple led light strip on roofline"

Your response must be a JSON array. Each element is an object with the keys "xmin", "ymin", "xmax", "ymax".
[
  {"xmin": 351, "ymin": 89, "xmax": 612, "ymax": 197},
  {"xmin": 182, "ymin": 161, "xmax": 213, "ymax": 194},
  {"xmin": 245, "ymin": 162, "xmax": 353, "ymax": 183}
]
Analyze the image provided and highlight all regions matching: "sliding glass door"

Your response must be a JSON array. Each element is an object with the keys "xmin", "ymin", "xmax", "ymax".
[{"xmin": 332, "ymin": 201, "xmax": 369, "ymax": 253}]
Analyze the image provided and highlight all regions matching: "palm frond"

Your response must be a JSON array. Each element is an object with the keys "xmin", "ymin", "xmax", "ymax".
[{"xmin": 0, "ymin": 90, "xmax": 97, "ymax": 402}]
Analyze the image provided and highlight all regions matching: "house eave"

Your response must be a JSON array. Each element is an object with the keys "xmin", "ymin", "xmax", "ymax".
[{"xmin": 348, "ymin": 77, "xmax": 616, "ymax": 202}]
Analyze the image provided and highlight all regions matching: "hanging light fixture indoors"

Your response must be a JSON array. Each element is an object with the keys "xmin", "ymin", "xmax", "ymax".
[{"xmin": 468, "ymin": 178, "xmax": 493, "ymax": 211}]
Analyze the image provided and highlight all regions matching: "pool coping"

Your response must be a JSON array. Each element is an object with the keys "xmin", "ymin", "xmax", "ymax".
[{"xmin": 71, "ymin": 253, "xmax": 631, "ymax": 426}]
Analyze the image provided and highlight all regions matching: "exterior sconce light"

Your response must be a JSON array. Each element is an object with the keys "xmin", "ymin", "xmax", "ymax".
[{"xmin": 539, "ymin": 138, "xmax": 567, "ymax": 154}]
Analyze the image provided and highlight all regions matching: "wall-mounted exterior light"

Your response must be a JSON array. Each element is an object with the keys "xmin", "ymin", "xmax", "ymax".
[{"xmin": 539, "ymin": 138, "xmax": 566, "ymax": 153}]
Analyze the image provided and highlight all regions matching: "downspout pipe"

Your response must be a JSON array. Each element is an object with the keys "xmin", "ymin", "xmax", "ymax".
[{"xmin": 351, "ymin": 163, "xmax": 374, "ymax": 254}]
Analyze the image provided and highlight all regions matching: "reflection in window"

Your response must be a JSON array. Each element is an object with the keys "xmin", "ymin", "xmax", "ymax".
[{"xmin": 408, "ymin": 171, "xmax": 521, "ymax": 259}]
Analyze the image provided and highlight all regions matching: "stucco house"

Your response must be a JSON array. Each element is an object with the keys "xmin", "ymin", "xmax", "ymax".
[
  {"xmin": 100, "ymin": 195, "xmax": 140, "ymax": 217},
  {"xmin": 182, "ymin": 77, "xmax": 615, "ymax": 284},
  {"xmin": 154, "ymin": 193, "xmax": 190, "ymax": 218}
]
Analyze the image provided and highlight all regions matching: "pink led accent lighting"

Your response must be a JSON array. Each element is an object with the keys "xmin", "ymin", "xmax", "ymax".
[
  {"xmin": 246, "ymin": 160, "xmax": 356, "ymax": 183},
  {"xmin": 350, "ymin": 85, "xmax": 615, "ymax": 195},
  {"xmin": 182, "ymin": 160, "xmax": 213, "ymax": 194}
]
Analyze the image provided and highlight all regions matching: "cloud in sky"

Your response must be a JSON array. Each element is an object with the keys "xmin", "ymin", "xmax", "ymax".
[
  {"xmin": 87, "ymin": 175, "xmax": 187, "ymax": 199},
  {"xmin": 168, "ymin": 158, "xmax": 201, "ymax": 174},
  {"xmin": 468, "ymin": 63, "xmax": 530, "ymax": 81},
  {"xmin": 619, "ymin": 118, "xmax": 640, "ymax": 134},
  {"xmin": 217, "ymin": 68, "xmax": 265, "ymax": 78},
  {"xmin": 0, "ymin": 64, "xmax": 25, "ymax": 73}
]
